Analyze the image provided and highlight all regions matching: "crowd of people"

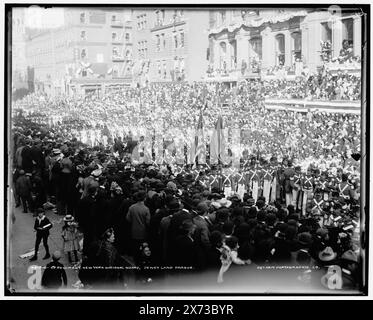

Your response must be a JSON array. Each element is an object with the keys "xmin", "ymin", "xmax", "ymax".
[{"xmin": 11, "ymin": 75, "xmax": 362, "ymax": 291}]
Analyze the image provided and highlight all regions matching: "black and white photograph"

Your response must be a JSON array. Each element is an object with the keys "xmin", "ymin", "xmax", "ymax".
[{"xmin": 4, "ymin": 3, "xmax": 368, "ymax": 295}]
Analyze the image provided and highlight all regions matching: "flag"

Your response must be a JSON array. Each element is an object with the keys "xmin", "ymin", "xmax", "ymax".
[
  {"xmin": 210, "ymin": 116, "xmax": 226, "ymax": 164},
  {"xmin": 189, "ymin": 111, "xmax": 206, "ymax": 164}
]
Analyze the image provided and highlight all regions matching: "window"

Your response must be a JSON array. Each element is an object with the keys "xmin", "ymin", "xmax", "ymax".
[
  {"xmin": 161, "ymin": 33, "xmax": 166, "ymax": 50},
  {"xmin": 125, "ymin": 33, "xmax": 130, "ymax": 42},
  {"xmin": 156, "ymin": 35, "xmax": 160, "ymax": 52},
  {"xmin": 291, "ymin": 32, "xmax": 302, "ymax": 63},
  {"xmin": 174, "ymin": 33, "xmax": 178, "ymax": 49},
  {"xmin": 229, "ymin": 40, "xmax": 237, "ymax": 68},
  {"xmin": 232, "ymin": 10, "xmax": 241, "ymax": 17},
  {"xmin": 112, "ymin": 66, "xmax": 118, "ymax": 78},
  {"xmin": 221, "ymin": 11, "xmax": 226, "ymax": 24},
  {"xmin": 112, "ymin": 47, "xmax": 119, "ymax": 56},
  {"xmin": 219, "ymin": 42, "xmax": 227, "ymax": 69},
  {"xmin": 250, "ymin": 37, "xmax": 262, "ymax": 59},
  {"xmin": 180, "ymin": 32, "xmax": 184, "ymax": 48},
  {"xmin": 112, "ymin": 32, "xmax": 117, "ymax": 41},
  {"xmin": 81, "ymin": 48, "xmax": 87, "ymax": 59},
  {"xmin": 111, "ymin": 15, "xmax": 116, "ymax": 22},
  {"xmin": 82, "ymin": 70, "xmax": 87, "ymax": 77},
  {"xmin": 157, "ymin": 61, "xmax": 161, "ymax": 77},
  {"xmin": 275, "ymin": 34, "xmax": 285, "ymax": 66},
  {"xmin": 162, "ymin": 61, "xmax": 167, "ymax": 79},
  {"xmin": 80, "ymin": 13, "xmax": 85, "ymax": 23},
  {"xmin": 125, "ymin": 49, "xmax": 131, "ymax": 59},
  {"xmin": 321, "ymin": 22, "xmax": 332, "ymax": 42},
  {"xmin": 342, "ymin": 18, "xmax": 353, "ymax": 44}
]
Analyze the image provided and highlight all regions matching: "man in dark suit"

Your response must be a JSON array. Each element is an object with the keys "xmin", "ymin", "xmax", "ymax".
[{"xmin": 30, "ymin": 208, "xmax": 53, "ymax": 261}]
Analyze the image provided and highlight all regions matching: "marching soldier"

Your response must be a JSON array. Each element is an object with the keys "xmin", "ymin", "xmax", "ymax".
[
  {"xmin": 338, "ymin": 173, "xmax": 355, "ymax": 203},
  {"xmin": 291, "ymin": 166, "xmax": 302, "ymax": 211},
  {"xmin": 262, "ymin": 160, "xmax": 273, "ymax": 205},
  {"xmin": 269, "ymin": 156, "xmax": 279, "ymax": 203},
  {"xmin": 301, "ymin": 167, "xmax": 315, "ymax": 216},
  {"xmin": 316, "ymin": 171, "xmax": 330, "ymax": 201}
]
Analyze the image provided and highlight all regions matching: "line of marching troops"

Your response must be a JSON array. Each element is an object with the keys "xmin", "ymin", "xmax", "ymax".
[{"xmin": 170, "ymin": 156, "xmax": 360, "ymax": 218}]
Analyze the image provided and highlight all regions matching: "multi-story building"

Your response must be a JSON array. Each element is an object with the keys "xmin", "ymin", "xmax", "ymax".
[
  {"xmin": 12, "ymin": 8, "xmax": 28, "ymax": 91},
  {"xmin": 24, "ymin": 8, "xmax": 133, "ymax": 96},
  {"xmin": 131, "ymin": 8, "xmax": 210, "ymax": 84},
  {"xmin": 206, "ymin": 8, "xmax": 362, "ymax": 82}
]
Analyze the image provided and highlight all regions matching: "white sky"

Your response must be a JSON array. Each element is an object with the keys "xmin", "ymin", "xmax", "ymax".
[{"xmin": 22, "ymin": 6, "xmax": 65, "ymax": 29}]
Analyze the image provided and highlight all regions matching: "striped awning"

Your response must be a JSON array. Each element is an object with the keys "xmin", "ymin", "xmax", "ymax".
[{"xmin": 209, "ymin": 10, "xmax": 308, "ymax": 35}]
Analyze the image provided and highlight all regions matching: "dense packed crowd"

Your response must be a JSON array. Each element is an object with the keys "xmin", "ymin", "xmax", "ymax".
[{"xmin": 11, "ymin": 76, "xmax": 362, "ymax": 291}]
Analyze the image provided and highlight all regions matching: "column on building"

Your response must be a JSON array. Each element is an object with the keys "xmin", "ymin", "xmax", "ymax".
[
  {"xmin": 213, "ymin": 36, "xmax": 220, "ymax": 71},
  {"xmin": 224, "ymin": 39, "xmax": 229, "ymax": 71},
  {"xmin": 284, "ymin": 29, "xmax": 292, "ymax": 67},
  {"xmin": 236, "ymin": 30, "xmax": 248, "ymax": 75},
  {"xmin": 261, "ymin": 25, "xmax": 275, "ymax": 71},
  {"xmin": 353, "ymin": 14, "xmax": 362, "ymax": 57},
  {"xmin": 332, "ymin": 18, "xmax": 343, "ymax": 58},
  {"xmin": 304, "ymin": 19, "xmax": 322, "ymax": 73},
  {"xmin": 300, "ymin": 22, "xmax": 309, "ymax": 66}
]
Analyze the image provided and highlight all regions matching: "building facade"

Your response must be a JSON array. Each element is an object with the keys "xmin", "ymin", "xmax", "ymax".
[
  {"xmin": 24, "ymin": 8, "xmax": 133, "ymax": 96},
  {"xmin": 131, "ymin": 8, "xmax": 210, "ymax": 84},
  {"xmin": 12, "ymin": 8, "xmax": 28, "ymax": 91},
  {"xmin": 206, "ymin": 8, "xmax": 362, "ymax": 82}
]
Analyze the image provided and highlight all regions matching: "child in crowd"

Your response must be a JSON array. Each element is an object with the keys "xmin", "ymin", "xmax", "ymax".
[{"xmin": 62, "ymin": 215, "xmax": 80, "ymax": 263}]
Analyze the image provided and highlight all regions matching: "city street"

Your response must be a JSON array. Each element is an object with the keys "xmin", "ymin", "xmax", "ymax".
[{"xmin": 8, "ymin": 204, "xmax": 80, "ymax": 292}]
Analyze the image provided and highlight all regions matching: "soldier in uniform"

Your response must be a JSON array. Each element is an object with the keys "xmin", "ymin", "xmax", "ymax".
[
  {"xmin": 247, "ymin": 157, "xmax": 261, "ymax": 203},
  {"xmin": 262, "ymin": 160, "xmax": 273, "ymax": 205},
  {"xmin": 338, "ymin": 173, "xmax": 355, "ymax": 203},
  {"xmin": 269, "ymin": 156, "xmax": 279, "ymax": 203},
  {"xmin": 291, "ymin": 166, "xmax": 302, "ymax": 212},
  {"xmin": 301, "ymin": 167, "xmax": 315, "ymax": 216},
  {"xmin": 283, "ymin": 159, "xmax": 295, "ymax": 207},
  {"xmin": 307, "ymin": 189, "xmax": 327, "ymax": 217},
  {"xmin": 316, "ymin": 171, "xmax": 331, "ymax": 201}
]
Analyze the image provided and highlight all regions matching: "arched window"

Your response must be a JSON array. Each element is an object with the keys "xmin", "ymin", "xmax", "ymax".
[
  {"xmin": 275, "ymin": 34, "xmax": 285, "ymax": 66},
  {"xmin": 219, "ymin": 42, "xmax": 227, "ymax": 69},
  {"xmin": 250, "ymin": 37, "xmax": 262, "ymax": 59},
  {"xmin": 291, "ymin": 32, "xmax": 302, "ymax": 63}
]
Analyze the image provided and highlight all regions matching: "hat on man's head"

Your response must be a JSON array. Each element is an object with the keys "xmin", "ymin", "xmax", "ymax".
[
  {"xmin": 91, "ymin": 169, "xmax": 102, "ymax": 177},
  {"xmin": 52, "ymin": 148, "xmax": 61, "ymax": 155},
  {"xmin": 63, "ymin": 214, "xmax": 74, "ymax": 222},
  {"xmin": 196, "ymin": 202, "xmax": 209, "ymax": 214},
  {"xmin": 316, "ymin": 228, "xmax": 329, "ymax": 239},
  {"xmin": 298, "ymin": 232, "xmax": 313, "ymax": 247},
  {"xmin": 180, "ymin": 220, "xmax": 195, "ymax": 233},
  {"xmin": 319, "ymin": 246, "xmax": 337, "ymax": 262},
  {"xmin": 218, "ymin": 198, "xmax": 232, "ymax": 208},
  {"xmin": 211, "ymin": 201, "xmax": 222, "ymax": 209},
  {"xmin": 166, "ymin": 181, "xmax": 177, "ymax": 191},
  {"xmin": 341, "ymin": 250, "xmax": 358, "ymax": 263}
]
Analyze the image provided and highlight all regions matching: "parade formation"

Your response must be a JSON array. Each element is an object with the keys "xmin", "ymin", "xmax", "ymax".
[
  {"xmin": 10, "ymin": 69, "xmax": 362, "ymax": 291},
  {"xmin": 8, "ymin": 6, "xmax": 364, "ymax": 293}
]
